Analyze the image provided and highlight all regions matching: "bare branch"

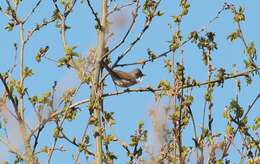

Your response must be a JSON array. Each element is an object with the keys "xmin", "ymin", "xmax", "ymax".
[
  {"xmin": 221, "ymin": 93, "xmax": 260, "ymax": 158},
  {"xmin": 9, "ymin": 43, "xmax": 18, "ymax": 74},
  {"xmin": 112, "ymin": 1, "xmax": 161, "ymax": 67},
  {"xmin": 102, "ymin": 67, "xmax": 260, "ymax": 97},
  {"xmin": 86, "ymin": 0, "xmax": 102, "ymax": 29},
  {"xmin": 60, "ymin": 122, "xmax": 95, "ymax": 157},
  {"xmin": 0, "ymin": 136, "xmax": 24, "ymax": 159},
  {"xmin": 64, "ymin": 0, "xmax": 77, "ymax": 18},
  {"xmin": 107, "ymin": 2, "xmax": 135, "ymax": 16},
  {"xmin": 32, "ymin": 125, "xmax": 44, "ymax": 153},
  {"xmin": 0, "ymin": 73, "xmax": 19, "ymax": 116},
  {"xmin": 0, "ymin": 100, "xmax": 18, "ymax": 122},
  {"xmin": 52, "ymin": 0, "xmax": 61, "ymax": 12},
  {"xmin": 29, "ymin": 97, "xmax": 89, "ymax": 141},
  {"xmin": 116, "ymin": 3, "xmax": 228, "ymax": 68},
  {"xmin": 112, "ymin": 21, "xmax": 152, "ymax": 67},
  {"xmin": 116, "ymin": 49, "xmax": 172, "ymax": 68},
  {"xmin": 102, "ymin": 0, "xmax": 140, "ymax": 61},
  {"xmin": 23, "ymin": 0, "xmax": 43, "ymax": 23},
  {"xmin": 73, "ymin": 119, "xmax": 93, "ymax": 162},
  {"xmin": 24, "ymin": 18, "xmax": 56, "ymax": 44}
]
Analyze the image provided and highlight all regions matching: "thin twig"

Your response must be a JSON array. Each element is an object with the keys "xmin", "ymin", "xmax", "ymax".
[
  {"xmin": 4, "ymin": 0, "xmax": 21, "ymax": 24},
  {"xmin": 47, "ymin": 116, "xmax": 66, "ymax": 164},
  {"xmin": 100, "ymin": 112, "xmax": 131, "ymax": 157},
  {"xmin": 29, "ymin": 98, "xmax": 89, "ymax": 139},
  {"xmin": 0, "ymin": 136, "xmax": 24, "ymax": 159},
  {"xmin": 74, "ymin": 119, "xmax": 93, "ymax": 163},
  {"xmin": 116, "ymin": 3, "xmax": 228, "ymax": 68},
  {"xmin": 102, "ymin": 0, "xmax": 140, "ymax": 61},
  {"xmin": 107, "ymin": 2, "xmax": 135, "ymax": 16},
  {"xmin": 221, "ymin": 93, "xmax": 260, "ymax": 158},
  {"xmin": 24, "ymin": 18, "xmax": 56, "ymax": 44},
  {"xmin": 0, "ymin": 73, "xmax": 19, "ymax": 116},
  {"xmin": 64, "ymin": 0, "xmax": 77, "ymax": 18},
  {"xmin": 19, "ymin": 23, "xmax": 25, "ymax": 119},
  {"xmin": 52, "ymin": 0, "xmax": 61, "ymax": 12},
  {"xmin": 9, "ymin": 43, "xmax": 18, "ymax": 74},
  {"xmin": 86, "ymin": 0, "xmax": 102, "ymax": 29},
  {"xmin": 0, "ymin": 100, "xmax": 18, "ymax": 122},
  {"xmin": 112, "ymin": 0, "xmax": 161, "ymax": 68},
  {"xmin": 47, "ymin": 83, "xmax": 84, "ymax": 163},
  {"xmin": 32, "ymin": 125, "xmax": 44, "ymax": 153},
  {"xmin": 59, "ymin": 128, "xmax": 95, "ymax": 157},
  {"xmin": 23, "ymin": 0, "xmax": 43, "ymax": 23}
]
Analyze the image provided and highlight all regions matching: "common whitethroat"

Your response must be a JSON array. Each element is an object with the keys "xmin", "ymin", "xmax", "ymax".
[{"xmin": 101, "ymin": 61, "xmax": 144, "ymax": 87}]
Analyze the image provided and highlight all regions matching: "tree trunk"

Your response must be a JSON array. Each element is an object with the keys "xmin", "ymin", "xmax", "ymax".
[{"xmin": 90, "ymin": 0, "xmax": 107, "ymax": 163}]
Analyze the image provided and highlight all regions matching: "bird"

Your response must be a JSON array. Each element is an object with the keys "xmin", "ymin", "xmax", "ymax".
[{"xmin": 101, "ymin": 61, "xmax": 144, "ymax": 87}]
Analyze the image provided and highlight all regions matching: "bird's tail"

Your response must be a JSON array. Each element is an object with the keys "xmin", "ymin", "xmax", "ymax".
[{"xmin": 100, "ymin": 60, "xmax": 118, "ymax": 78}]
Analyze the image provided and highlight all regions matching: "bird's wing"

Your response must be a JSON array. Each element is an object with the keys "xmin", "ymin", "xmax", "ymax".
[
  {"xmin": 101, "ymin": 61, "xmax": 137, "ymax": 83},
  {"xmin": 102, "ymin": 62, "xmax": 121, "ymax": 79},
  {"xmin": 113, "ymin": 70, "xmax": 136, "ymax": 83}
]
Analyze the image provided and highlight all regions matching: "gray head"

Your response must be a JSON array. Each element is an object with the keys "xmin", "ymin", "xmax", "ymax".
[{"xmin": 131, "ymin": 69, "xmax": 144, "ymax": 78}]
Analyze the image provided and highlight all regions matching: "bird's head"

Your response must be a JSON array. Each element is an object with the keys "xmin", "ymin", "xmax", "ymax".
[{"xmin": 131, "ymin": 69, "xmax": 145, "ymax": 79}]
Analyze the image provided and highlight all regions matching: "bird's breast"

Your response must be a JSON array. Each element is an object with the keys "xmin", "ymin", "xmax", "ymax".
[{"xmin": 114, "ymin": 79, "xmax": 138, "ymax": 87}]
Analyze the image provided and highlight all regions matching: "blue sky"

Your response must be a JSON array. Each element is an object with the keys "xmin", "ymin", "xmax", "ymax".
[{"xmin": 0, "ymin": 0, "xmax": 259, "ymax": 163}]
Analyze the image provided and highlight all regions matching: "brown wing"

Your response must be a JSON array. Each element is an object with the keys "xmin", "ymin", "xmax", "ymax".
[
  {"xmin": 101, "ymin": 61, "xmax": 137, "ymax": 83},
  {"xmin": 113, "ymin": 70, "xmax": 137, "ymax": 83},
  {"xmin": 102, "ymin": 62, "xmax": 122, "ymax": 80}
]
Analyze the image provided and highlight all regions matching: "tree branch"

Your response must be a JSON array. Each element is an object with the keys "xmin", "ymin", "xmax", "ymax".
[
  {"xmin": 112, "ymin": 1, "xmax": 161, "ymax": 67},
  {"xmin": 116, "ymin": 3, "xmax": 228, "ymax": 68},
  {"xmin": 102, "ymin": 0, "xmax": 140, "ymax": 61},
  {"xmin": 23, "ymin": 0, "xmax": 43, "ymax": 23},
  {"xmin": 86, "ymin": 0, "xmax": 102, "ymax": 29},
  {"xmin": 102, "ymin": 67, "xmax": 260, "ymax": 97},
  {"xmin": 221, "ymin": 93, "xmax": 260, "ymax": 158}
]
